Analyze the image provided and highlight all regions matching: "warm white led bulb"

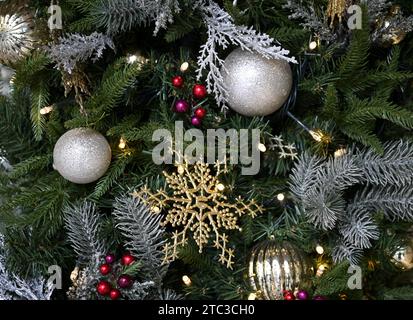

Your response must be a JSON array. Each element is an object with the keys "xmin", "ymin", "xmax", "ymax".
[
  {"xmin": 309, "ymin": 41, "xmax": 318, "ymax": 50},
  {"xmin": 127, "ymin": 55, "xmax": 138, "ymax": 64},
  {"xmin": 316, "ymin": 245, "xmax": 324, "ymax": 255},
  {"xmin": 334, "ymin": 148, "xmax": 347, "ymax": 158},
  {"xmin": 258, "ymin": 143, "xmax": 267, "ymax": 152},
  {"xmin": 118, "ymin": 138, "xmax": 126, "ymax": 150},
  {"xmin": 248, "ymin": 292, "xmax": 256, "ymax": 300},
  {"xmin": 40, "ymin": 106, "xmax": 54, "ymax": 115},
  {"xmin": 182, "ymin": 275, "xmax": 192, "ymax": 286},
  {"xmin": 180, "ymin": 62, "xmax": 190, "ymax": 72}
]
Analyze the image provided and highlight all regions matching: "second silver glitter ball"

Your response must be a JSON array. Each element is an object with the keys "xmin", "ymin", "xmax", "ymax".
[{"xmin": 222, "ymin": 48, "xmax": 293, "ymax": 117}]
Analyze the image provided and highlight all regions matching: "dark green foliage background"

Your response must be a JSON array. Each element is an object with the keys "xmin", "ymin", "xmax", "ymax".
[{"xmin": 1, "ymin": 0, "xmax": 413, "ymax": 299}]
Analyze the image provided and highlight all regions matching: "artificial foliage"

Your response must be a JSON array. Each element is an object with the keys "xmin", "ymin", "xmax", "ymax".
[{"xmin": 0, "ymin": 0, "xmax": 413, "ymax": 301}]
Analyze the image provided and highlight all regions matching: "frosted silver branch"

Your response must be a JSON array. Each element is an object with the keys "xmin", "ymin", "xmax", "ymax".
[
  {"xmin": 63, "ymin": 201, "xmax": 106, "ymax": 267},
  {"xmin": 289, "ymin": 152, "xmax": 363, "ymax": 230},
  {"xmin": 283, "ymin": 0, "xmax": 336, "ymax": 42},
  {"xmin": 339, "ymin": 207, "xmax": 380, "ymax": 249},
  {"xmin": 352, "ymin": 186, "xmax": 413, "ymax": 222},
  {"xmin": 113, "ymin": 196, "xmax": 167, "ymax": 285},
  {"xmin": 0, "ymin": 152, "xmax": 12, "ymax": 172},
  {"xmin": 0, "ymin": 235, "xmax": 53, "ymax": 300},
  {"xmin": 196, "ymin": 0, "xmax": 296, "ymax": 111},
  {"xmin": 122, "ymin": 281, "xmax": 155, "ymax": 300},
  {"xmin": 358, "ymin": 140, "xmax": 413, "ymax": 186},
  {"xmin": 284, "ymin": 0, "xmax": 413, "ymax": 44},
  {"xmin": 158, "ymin": 289, "xmax": 184, "ymax": 300},
  {"xmin": 366, "ymin": 0, "xmax": 392, "ymax": 20},
  {"xmin": 90, "ymin": 0, "xmax": 181, "ymax": 35},
  {"xmin": 289, "ymin": 140, "xmax": 413, "ymax": 264},
  {"xmin": 45, "ymin": 32, "xmax": 115, "ymax": 74},
  {"xmin": 332, "ymin": 241, "xmax": 364, "ymax": 266}
]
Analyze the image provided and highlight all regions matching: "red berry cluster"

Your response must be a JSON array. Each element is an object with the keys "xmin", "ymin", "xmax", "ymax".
[
  {"xmin": 283, "ymin": 290, "xmax": 327, "ymax": 301},
  {"xmin": 96, "ymin": 253, "xmax": 136, "ymax": 300},
  {"xmin": 171, "ymin": 75, "xmax": 208, "ymax": 126}
]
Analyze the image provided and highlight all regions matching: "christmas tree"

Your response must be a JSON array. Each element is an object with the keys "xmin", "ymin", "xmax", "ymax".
[{"xmin": 0, "ymin": 0, "xmax": 413, "ymax": 301}]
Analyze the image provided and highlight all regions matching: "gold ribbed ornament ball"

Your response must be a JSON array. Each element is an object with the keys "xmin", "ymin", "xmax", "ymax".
[
  {"xmin": 0, "ymin": 1, "xmax": 36, "ymax": 65},
  {"xmin": 222, "ymin": 48, "xmax": 293, "ymax": 117},
  {"xmin": 248, "ymin": 240, "xmax": 313, "ymax": 300},
  {"xmin": 391, "ymin": 238, "xmax": 413, "ymax": 271}
]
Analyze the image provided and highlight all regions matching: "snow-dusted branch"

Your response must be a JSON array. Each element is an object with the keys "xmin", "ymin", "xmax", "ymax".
[
  {"xmin": 196, "ymin": 0, "xmax": 296, "ymax": 111},
  {"xmin": 113, "ymin": 196, "xmax": 167, "ymax": 285},
  {"xmin": 64, "ymin": 201, "xmax": 106, "ymax": 267},
  {"xmin": 0, "ymin": 235, "xmax": 53, "ymax": 300},
  {"xmin": 289, "ymin": 140, "xmax": 413, "ymax": 264},
  {"xmin": 45, "ymin": 32, "xmax": 114, "ymax": 73}
]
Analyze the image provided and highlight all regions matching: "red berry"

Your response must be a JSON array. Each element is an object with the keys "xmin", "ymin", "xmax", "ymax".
[
  {"xmin": 97, "ymin": 281, "xmax": 111, "ymax": 296},
  {"xmin": 172, "ymin": 76, "xmax": 184, "ymax": 88},
  {"xmin": 193, "ymin": 84, "xmax": 207, "ymax": 99},
  {"xmin": 99, "ymin": 263, "xmax": 112, "ymax": 276},
  {"xmin": 283, "ymin": 290, "xmax": 295, "ymax": 301},
  {"xmin": 194, "ymin": 107, "xmax": 207, "ymax": 119},
  {"xmin": 121, "ymin": 254, "xmax": 135, "ymax": 266},
  {"xmin": 110, "ymin": 289, "xmax": 121, "ymax": 300},
  {"xmin": 284, "ymin": 292, "xmax": 296, "ymax": 301}
]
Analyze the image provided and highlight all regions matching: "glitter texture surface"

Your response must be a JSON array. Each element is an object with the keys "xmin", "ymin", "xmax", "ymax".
[
  {"xmin": 53, "ymin": 128, "xmax": 112, "ymax": 184},
  {"xmin": 222, "ymin": 48, "xmax": 293, "ymax": 117}
]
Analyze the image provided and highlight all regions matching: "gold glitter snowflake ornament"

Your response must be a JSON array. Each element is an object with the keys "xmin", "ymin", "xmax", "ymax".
[{"xmin": 134, "ymin": 161, "xmax": 264, "ymax": 268}]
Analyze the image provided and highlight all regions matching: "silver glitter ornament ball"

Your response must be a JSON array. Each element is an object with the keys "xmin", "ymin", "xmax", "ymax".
[
  {"xmin": 222, "ymin": 48, "xmax": 293, "ymax": 117},
  {"xmin": 53, "ymin": 128, "xmax": 112, "ymax": 184}
]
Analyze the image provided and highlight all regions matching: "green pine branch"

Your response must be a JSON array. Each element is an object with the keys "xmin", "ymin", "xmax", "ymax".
[
  {"xmin": 9, "ymin": 154, "xmax": 52, "ymax": 180},
  {"xmin": 65, "ymin": 59, "xmax": 145, "ymax": 128},
  {"xmin": 90, "ymin": 155, "xmax": 134, "ymax": 200}
]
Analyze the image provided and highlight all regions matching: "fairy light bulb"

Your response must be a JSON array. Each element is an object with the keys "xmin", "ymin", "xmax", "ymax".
[
  {"xmin": 258, "ymin": 143, "xmax": 267, "ymax": 152},
  {"xmin": 309, "ymin": 41, "xmax": 318, "ymax": 50},
  {"xmin": 127, "ymin": 54, "xmax": 138, "ymax": 64},
  {"xmin": 309, "ymin": 130, "xmax": 323, "ymax": 142},
  {"xmin": 316, "ymin": 245, "xmax": 324, "ymax": 255},
  {"xmin": 334, "ymin": 148, "xmax": 347, "ymax": 158},
  {"xmin": 216, "ymin": 183, "xmax": 225, "ymax": 192},
  {"xmin": 182, "ymin": 275, "xmax": 192, "ymax": 286},
  {"xmin": 277, "ymin": 193, "xmax": 285, "ymax": 202},
  {"xmin": 118, "ymin": 137, "xmax": 127, "ymax": 150},
  {"xmin": 40, "ymin": 106, "xmax": 54, "ymax": 115},
  {"xmin": 248, "ymin": 292, "xmax": 256, "ymax": 300},
  {"xmin": 316, "ymin": 264, "xmax": 328, "ymax": 277},
  {"xmin": 309, "ymin": 129, "xmax": 332, "ymax": 144},
  {"xmin": 180, "ymin": 62, "xmax": 190, "ymax": 72}
]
